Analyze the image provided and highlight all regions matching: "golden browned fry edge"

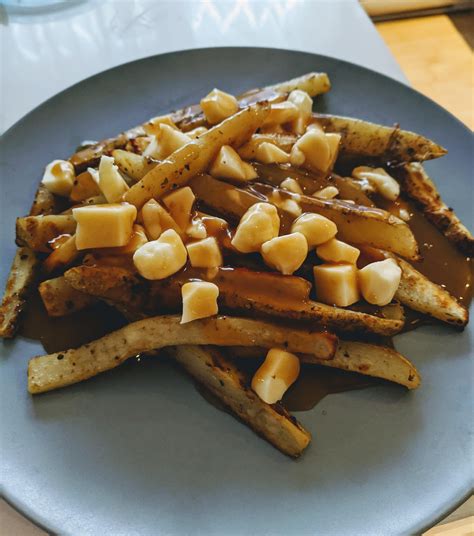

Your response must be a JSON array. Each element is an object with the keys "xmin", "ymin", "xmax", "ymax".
[
  {"xmin": 232, "ymin": 340, "xmax": 420, "ymax": 389},
  {"xmin": 398, "ymin": 163, "xmax": 474, "ymax": 256},
  {"xmin": 0, "ymin": 248, "xmax": 39, "ymax": 338},
  {"xmin": 190, "ymin": 174, "xmax": 419, "ymax": 260},
  {"xmin": 64, "ymin": 265, "xmax": 404, "ymax": 336},
  {"xmin": 173, "ymin": 345, "xmax": 311, "ymax": 458},
  {"xmin": 301, "ymin": 340, "xmax": 421, "ymax": 389},
  {"xmin": 16, "ymin": 215, "xmax": 76, "ymax": 252},
  {"xmin": 39, "ymin": 277, "xmax": 97, "ymax": 317},
  {"xmin": 394, "ymin": 256, "xmax": 468, "ymax": 328},
  {"xmin": 69, "ymin": 72, "xmax": 329, "ymax": 171},
  {"xmin": 0, "ymin": 184, "xmax": 59, "ymax": 338},
  {"xmin": 314, "ymin": 114, "xmax": 447, "ymax": 162},
  {"xmin": 124, "ymin": 103, "xmax": 270, "ymax": 208},
  {"xmin": 27, "ymin": 315, "xmax": 337, "ymax": 394}
]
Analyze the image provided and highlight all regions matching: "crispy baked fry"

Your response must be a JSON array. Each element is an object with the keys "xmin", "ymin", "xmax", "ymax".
[
  {"xmin": 229, "ymin": 340, "xmax": 421, "ymax": 389},
  {"xmin": 112, "ymin": 150, "xmax": 158, "ymax": 182},
  {"xmin": 0, "ymin": 248, "xmax": 39, "ymax": 338},
  {"xmin": 70, "ymin": 170, "xmax": 101, "ymax": 202},
  {"xmin": 191, "ymin": 174, "xmax": 419, "ymax": 259},
  {"xmin": 394, "ymin": 256, "xmax": 468, "ymax": 327},
  {"xmin": 28, "ymin": 315, "xmax": 337, "ymax": 394},
  {"xmin": 303, "ymin": 340, "xmax": 420, "ymax": 389},
  {"xmin": 69, "ymin": 126, "xmax": 146, "ymax": 173},
  {"xmin": 397, "ymin": 163, "xmax": 474, "ymax": 255},
  {"xmin": 124, "ymin": 103, "xmax": 270, "ymax": 208},
  {"xmin": 16, "ymin": 215, "xmax": 76, "ymax": 252},
  {"xmin": 1, "ymin": 178, "xmax": 62, "ymax": 337},
  {"xmin": 65, "ymin": 265, "xmax": 403, "ymax": 336},
  {"xmin": 313, "ymin": 114, "xmax": 447, "ymax": 162},
  {"xmin": 43, "ymin": 235, "xmax": 80, "ymax": 274},
  {"xmin": 69, "ymin": 73, "xmax": 329, "ymax": 170},
  {"xmin": 29, "ymin": 185, "xmax": 58, "ymax": 216},
  {"xmin": 173, "ymin": 345, "xmax": 311, "ymax": 457},
  {"xmin": 167, "ymin": 72, "xmax": 330, "ymax": 132},
  {"xmin": 39, "ymin": 276, "xmax": 97, "ymax": 317},
  {"xmin": 266, "ymin": 72, "xmax": 331, "ymax": 96}
]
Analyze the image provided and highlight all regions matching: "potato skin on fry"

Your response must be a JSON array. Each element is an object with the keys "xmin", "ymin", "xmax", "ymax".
[
  {"xmin": 301, "ymin": 340, "xmax": 421, "ymax": 389},
  {"xmin": 395, "ymin": 256, "xmax": 468, "ymax": 327},
  {"xmin": 28, "ymin": 315, "xmax": 337, "ymax": 394},
  {"xmin": 0, "ymin": 247, "xmax": 39, "ymax": 338},
  {"xmin": 16, "ymin": 215, "xmax": 77, "ymax": 252},
  {"xmin": 314, "ymin": 114, "xmax": 447, "ymax": 162},
  {"xmin": 124, "ymin": 103, "xmax": 270, "ymax": 208},
  {"xmin": 174, "ymin": 345, "xmax": 311, "ymax": 457},
  {"xmin": 65, "ymin": 265, "xmax": 404, "ymax": 336},
  {"xmin": 397, "ymin": 163, "xmax": 474, "ymax": 256},
  {"xmin": 39, "ymin": 277, "xmax": 97, "ymax": 317},
  {"xmin": 232, "ymin": 342, "xmax": 421, "ymax": 389},
  {"xmin": 191, "ymin": 174, "xmax": 419, "ymax": 260}
]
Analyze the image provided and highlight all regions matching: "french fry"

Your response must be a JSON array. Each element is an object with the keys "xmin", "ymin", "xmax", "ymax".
[
  {"xmin": 69, "ymin": 126, "xmax": 146, "ymax": 173},
  {"xmin": 1, "ymin": 178, "xmax": 63, "ymax": 337},
  {"xmin": 219, "ymin": 292, "xmax": 403, "ymax": 336},
  {"xmin": 190, "ymin": 174, "xmax": 419, "ymax": 259},
  {"xmin": 265, "ymin": 72, "xmax": 331, "ymax": 96},
  {"xmin": 313, "ymin": 114, "xmax": 447, "ymax": 162},
  {"xmin": 39, "ymin": 276, "xmax": 97, "ymax": 317},
  {"xmin": 397, "ymin": 163, "xmax": 474, "ymax": 255},
  {"xmin": 170, "ymin": 72, "xmax": 329, "ymax": 132},
  {"xmin": 68, "ymin": 72, "xmax": 330, "ymax": 170},
  {"xmin": 65, "ymin": 265, "xmax": 404, "ymax": 336},
  {"xmin": 43, "ymin": 235, "xmax": 80, "ymax": 274},
  {"xmin": 395, "ymin": 256, "xmax": 468, "ymax": 327},
  {"xmin": 29, "ymin": 185, "xmax": 58, "ymax": 216},
  {"xmin": 0, "ymin": 247, "xmax": 39, "ymax": 338},
  {"xmin": 16, "ymin": 215, "xmax": 76, "ymax": 252},
  {"xmin": 124, "ymin": 103, "xmax": 270, "ymax": 208},
  {"xmin": 28, "ymin": 315, "xmax": 337, "ymax": 394},
  {"xmin": 173, "ymin": 345, "xmax": 311, "ymax": 457},
  {"xmin": 69, "ymin": 170, "xmax": 101, "ymax": 202},
  {"xmin": 303, "ymin": 341, "xmax": 420, "ymax": 389},
  {"xmin": 229, "ymin": 341, "xmax": 421, "ymax": 389},
  {"xmin": 112, "ymin": 150, "xmax": 157, "ymax": 181}
]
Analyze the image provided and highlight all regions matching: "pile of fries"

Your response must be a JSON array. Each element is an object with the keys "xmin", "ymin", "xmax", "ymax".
[{"xmin": 1, "ymin": 72, "xmax": 472, "ymax": 458}]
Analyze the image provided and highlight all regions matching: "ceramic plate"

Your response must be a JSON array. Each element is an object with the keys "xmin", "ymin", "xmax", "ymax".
[{"xmin": 1, "ymin": 48, "xmax": 472, "ymax": 535}]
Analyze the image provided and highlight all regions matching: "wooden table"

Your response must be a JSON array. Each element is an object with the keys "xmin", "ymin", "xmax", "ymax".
[{"xmin": 377, "ymin": 14, "xmax": 473, "ymax": 129}]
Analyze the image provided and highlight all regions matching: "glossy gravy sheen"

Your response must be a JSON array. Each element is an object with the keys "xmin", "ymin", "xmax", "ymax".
[{"xmin": 18, "ymin": 168, "xmax": 472, "ymax": 412}]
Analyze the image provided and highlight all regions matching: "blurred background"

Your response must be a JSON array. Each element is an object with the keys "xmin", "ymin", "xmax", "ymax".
[
  {"xmin": 0, "ymin": 0, "xmax": 472, "ymax": 534},
  {"xmin": 364, "ymin": 0, "xmax": 473, "ymax": 128}
]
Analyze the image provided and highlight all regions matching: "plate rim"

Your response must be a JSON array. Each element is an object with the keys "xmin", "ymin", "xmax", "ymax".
[{"xmin": 1, "ymin": 46, "xmax": 472, "ymax": 535}]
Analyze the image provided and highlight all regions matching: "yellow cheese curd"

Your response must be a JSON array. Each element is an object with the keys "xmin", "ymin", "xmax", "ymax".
[
  {"xmin": 313, "ymin": 263, "xmax": 360, "ymax": 307},
  {"xmin": 251, "ymin": 349, "xmax": 300, "ymax": 404},
  {"xmin": 73, "ymin": 203, "xmax": 137, "ymax": 250},
  {"xmin": 133, "ymin": 229, "xmax": 187, "ymax": 280},
  {"xmin": 181, "ymin": 281, "xmax": 219, "ymax": 324}
]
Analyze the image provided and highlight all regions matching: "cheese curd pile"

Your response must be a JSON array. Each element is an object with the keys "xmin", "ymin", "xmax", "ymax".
[{"xmin": 40, "ymin": 87, "xmax": 405, "ymax": 404}]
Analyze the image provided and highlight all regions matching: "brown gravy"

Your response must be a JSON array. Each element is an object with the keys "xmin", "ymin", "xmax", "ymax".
[
  {"xmin": 18, "ymin": 169, "xmax": 472, "ymax": 413},
  {"xmin": 382, "ymin": 198, "xmax": 472, "ymax": 304},
  {"xmin": 20, "ymin": 289, "xmax": 126, "ymax": 354}
]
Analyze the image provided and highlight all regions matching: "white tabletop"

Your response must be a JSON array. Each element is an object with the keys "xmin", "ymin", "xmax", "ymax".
[
  {"xmin": 0, "ymin": 1, "xmax": 405, "ymax": 533},
  {"xmin": 0, "ymin": 0, "xmax": 405, "ymax": 134}
]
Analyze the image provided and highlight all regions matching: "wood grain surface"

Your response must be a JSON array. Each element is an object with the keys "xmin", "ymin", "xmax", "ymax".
[{"xmin": 377, "ymin": 15, "xmax": 474, "ymax": 129}]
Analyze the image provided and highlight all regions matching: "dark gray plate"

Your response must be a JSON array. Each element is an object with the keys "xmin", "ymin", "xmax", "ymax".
[{"xmin": 1, "ymin": 48, "xmax": 472, "ymax": 536}]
